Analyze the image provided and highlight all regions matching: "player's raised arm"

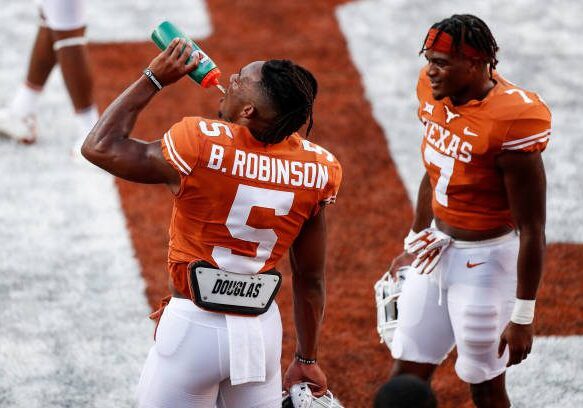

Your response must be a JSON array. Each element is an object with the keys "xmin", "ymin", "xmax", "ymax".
[
  {"xmin": 81, "ymin": 38, "xmax": 199, "ymax": 188},
  {"xmin": 284, "ymin": 208, "xmax": 328, "ymax": 397}
]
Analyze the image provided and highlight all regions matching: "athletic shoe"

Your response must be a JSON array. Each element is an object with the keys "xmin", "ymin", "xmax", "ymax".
[{"xmin": 0, "ymin": 107, "xmax": 37, "ymax": 144}]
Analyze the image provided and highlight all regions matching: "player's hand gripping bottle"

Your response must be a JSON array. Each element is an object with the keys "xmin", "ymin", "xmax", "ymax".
[{"xmin": 151, "ymin": 21, "xmax": 224, "ymax": 93}]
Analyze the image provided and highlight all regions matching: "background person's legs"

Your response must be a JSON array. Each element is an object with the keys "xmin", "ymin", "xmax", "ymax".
[
  {"xmin": 51, "ymin": 26, "xmax": 93, "ymax": 112},
  {"xmin": 0, "ymin": 24, "xmax": 55, "ymax": 144},
  {"xmin": 26, "ymin": 25, "xmax": 57, "ymax": 89},
  {"xmin": 43, "ymin": 0, "xmax": 98, "ymax": 153},
  {"xmin": 0, "ymin": 0, "xmax": 97, "ymax": 149},
  {"xmin": 51, "ymin": 26, "xmax": 98, "ymax": 153}
]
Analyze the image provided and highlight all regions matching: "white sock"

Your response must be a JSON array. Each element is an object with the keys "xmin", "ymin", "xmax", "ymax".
[
  {"xmin": 10, "ymin": 84, "xmax": 42, "ymax": 117},
  {"xmin": 75, "ymin": 105, "xmax": 99, "ymax": 138}
]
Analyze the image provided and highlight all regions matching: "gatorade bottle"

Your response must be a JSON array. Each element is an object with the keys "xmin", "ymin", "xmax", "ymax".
[{"xmin": 151, "ymin": 21, "xmax": 224, "ymax": 93}]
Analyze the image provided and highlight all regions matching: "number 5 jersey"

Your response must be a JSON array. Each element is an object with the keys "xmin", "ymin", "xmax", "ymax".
[{"xmin": 160, "ymin": 117, "xmax": 342, "ymax": 297}]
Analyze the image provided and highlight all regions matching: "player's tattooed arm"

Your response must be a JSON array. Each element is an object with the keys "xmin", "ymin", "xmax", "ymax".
[
  {"xmin": 497, "ymin": 151, "xmax": 546, "ymax": 366},
  {"xmin": 284, "ymin": 209, "xmax": 328, "ymax": 397},
  {"xmin": 81, "ymin": 38, "xmax": 199, "ymax": 191}
]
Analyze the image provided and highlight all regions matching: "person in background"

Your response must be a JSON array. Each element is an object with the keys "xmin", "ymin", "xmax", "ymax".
[{"xmin": 0, "ymin": 0, "xmax": 98, "ymax": 154}]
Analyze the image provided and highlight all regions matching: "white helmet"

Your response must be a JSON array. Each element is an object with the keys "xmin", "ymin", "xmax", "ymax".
[
  {"xmin": 282, "ymin": 383, "xmax": 344, "ymax": 408},
  {"xmin": 374, "ymin": 266, "xmax": 409, "ymax": 349}
]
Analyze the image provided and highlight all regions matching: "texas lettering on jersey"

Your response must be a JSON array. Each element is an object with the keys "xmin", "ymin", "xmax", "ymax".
[
  {"xmin": 417, "ymin": 68, "xmax": 551, "ymax": 230},
  {"xmin": 422, "ymin": 118, "xmax": 473, "ymax": 163},
  {"xmin": 160, "ymin": 116, "xmax": 342, "ymax": 297}
]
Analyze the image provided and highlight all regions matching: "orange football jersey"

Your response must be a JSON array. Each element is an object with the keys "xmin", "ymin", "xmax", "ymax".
[
  {"xmin": 417, "ymin": 68, "xmax": 551, "ymax": 231},
  {"xmin": 160, "ymin": 116, "xmax": 342, "ymax": 297}
]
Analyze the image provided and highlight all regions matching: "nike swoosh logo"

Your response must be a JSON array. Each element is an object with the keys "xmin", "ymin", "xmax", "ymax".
[
  {"xmin": 463, "ymin": 127, "xmax": 478, "ymax": 137},
  {"xmin": 466, "ymin": 261, "xmax": 486, "ymax": 268}
]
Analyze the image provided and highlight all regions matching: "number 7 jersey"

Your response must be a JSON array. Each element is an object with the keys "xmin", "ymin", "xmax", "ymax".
[
  {"xmin": 417, "ymin": 68, "xmax": 551, "ymax": 231},
  {"xmin": 160, "ymin": 117, "xmax": 342, "ymax": 297}
]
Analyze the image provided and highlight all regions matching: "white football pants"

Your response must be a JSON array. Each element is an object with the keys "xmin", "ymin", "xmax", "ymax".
[
  {"xmin": 136, "ymin": 298, "xmax": 282, "ymax": 408},
  {"xmin": 392, "ymin": 231, "xmax": 519, "ymax": 384},
  {"xmin": 37, "ymin": 0, "xmax": 86, "ymax": 30}
]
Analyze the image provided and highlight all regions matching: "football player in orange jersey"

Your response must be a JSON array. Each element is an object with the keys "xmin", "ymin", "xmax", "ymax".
[
  {"xmin": 383, "ymin": 14, "xmax": 550, "ymax": 408},
  {"xmin": 82, "ymin": 38, "xmax": 342, "ymax": 407}
]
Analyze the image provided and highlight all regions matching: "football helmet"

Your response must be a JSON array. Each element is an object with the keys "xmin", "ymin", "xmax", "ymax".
[
  {"xmin": 282, "ymin": 383, "xmax": 344, "ymax": 408},
  {"xmin": 374, "ymin": 266, "xmax": 409, "ymax": 349}
]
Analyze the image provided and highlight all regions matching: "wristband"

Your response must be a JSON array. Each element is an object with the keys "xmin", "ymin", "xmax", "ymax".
[
  {"xmin": 143, "ymin": 68, "xmax": 163, "ymax": 91},
  {"xmin": 295, "ymin": 353, "xmax": 317, "ymax": 365},
  {"xmin": 510, "ymin": 299, "xmax": 535, "ymax": 325}
]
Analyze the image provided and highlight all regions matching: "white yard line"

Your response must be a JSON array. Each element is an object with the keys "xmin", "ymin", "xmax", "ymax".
[
  {"xmin": 506, "ymin": 336, "xmax": 583, "ymax": 408},
  {"xmin": 0, "ymin": 1, "xmax": 211, "ymax": 407},
  {"xmin": 86, "ymin": 0, "xmax": 212, "ymax": 42},
  {"xmin": 337, "ymin": 1, "xmax": 583, "ymax": 406}
]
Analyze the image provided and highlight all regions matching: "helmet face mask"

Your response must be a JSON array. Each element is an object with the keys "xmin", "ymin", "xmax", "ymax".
[
  {"xmin": 374, "ymin": 267, "xmax": 409, "ymax": 349},
  {"xmin": 282, "ymin": 383, "xmax": 344, "ymax": 408}
]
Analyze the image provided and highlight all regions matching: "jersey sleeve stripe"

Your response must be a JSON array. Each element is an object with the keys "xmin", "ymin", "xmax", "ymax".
[
  {"xmin": 501, "ymin": 129, "xmax": 551, "ymax": 147},
  {"xmin": 163, "ymin": 132, "xmax": 190, "ymax": 175},
  {"xmin": 166, "ymin": 130, "xmax": 193, "ymax": 173},
  {"xmin": 502, "ymin": 136, "xmax": 549, "ymax": 151}
]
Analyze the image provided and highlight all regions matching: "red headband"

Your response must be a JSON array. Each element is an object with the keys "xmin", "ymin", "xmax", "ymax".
[{"xmin": 424, "ymin": 28, "xmax": 484, "ymax": 59}]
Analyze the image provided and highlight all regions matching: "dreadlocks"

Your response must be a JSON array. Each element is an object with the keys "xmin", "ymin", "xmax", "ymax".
[
  {"xmin": 420, "ymin": 14, "xmax": 499, "ymax": 79},
  {"xmin": 257, "ymin": 59, "xmax": 318, "ymax": 144}
]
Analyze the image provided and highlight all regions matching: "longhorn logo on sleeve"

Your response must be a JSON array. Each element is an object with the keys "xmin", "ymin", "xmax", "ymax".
[{"xmin": 444, "ymin": 105, "xmax": 460, "ymax": 123}]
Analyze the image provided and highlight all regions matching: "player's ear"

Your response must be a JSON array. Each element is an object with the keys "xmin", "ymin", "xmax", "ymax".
[
  {"xmin": 239, "ymin": 104, "xmax": 256, "ymax": 119},
  {"xmin": 468, "ymin": 57, "xmax": 484, "ymax": 73}
]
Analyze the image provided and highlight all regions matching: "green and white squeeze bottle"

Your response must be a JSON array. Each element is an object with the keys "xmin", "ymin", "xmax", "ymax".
[{"xmin": 151, "ymin": 21, "xmax": 225, "ymax": 93}]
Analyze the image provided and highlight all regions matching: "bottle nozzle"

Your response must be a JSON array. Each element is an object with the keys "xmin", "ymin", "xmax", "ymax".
[
  {"xmin": 216, "ymin": 84, "xmax": 226, "ymax": 94},
  {"xmin": 200, "ymin": 67, "xmax": 221, "ymax": 88}
]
